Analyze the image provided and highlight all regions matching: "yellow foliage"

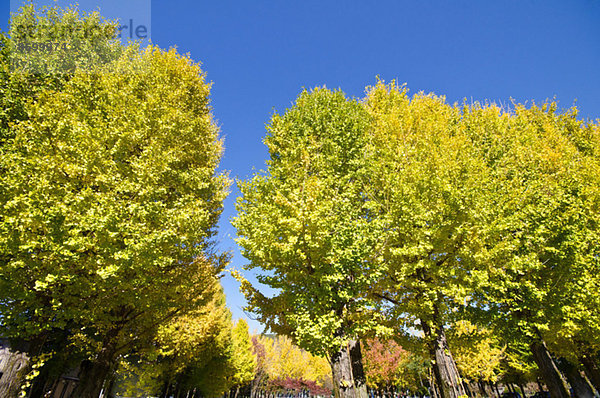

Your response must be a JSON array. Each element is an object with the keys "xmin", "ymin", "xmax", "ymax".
[
  {"xmin": 449, "ymin": 320, "xmax": 505, "ymax": 383},
  {"xmin": 257, "ymin": 335, "xmax": 331, "ymax": 386}
]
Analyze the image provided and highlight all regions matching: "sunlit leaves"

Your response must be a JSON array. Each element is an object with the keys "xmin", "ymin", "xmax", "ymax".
[
  {"xmin": 0, "ymin": 6, "xmax": 230, "ymax": 379},
  {"xmin": 234, "ymin": 88, "xmax": 384, "ymax": 355}
]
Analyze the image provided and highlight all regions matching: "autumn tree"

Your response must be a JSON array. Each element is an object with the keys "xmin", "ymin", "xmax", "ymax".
[
  {"xmin": 0, "ymin": 7, "xmax": 229, "ymax": 397},
  {"xmin": 461, "ymin": 101, "xmax": 600, "ymax": 397},
  {"xmin": 365, "ymin": 81, "xmax": 494, "ymax": 398},
  {"xmin": 256, "ymin": 334, "xmax": 332, "ymax": 394},
  {"xmin": 115, "ymin": 281, "xmax": 235, "ymax": 398},
  {"xmin": 250, "ymin": 336, "xmax": 269, "ymax": 396},
  {"xmin": 229, "ymin": 319, "xmax": 257, "ymax": 397},
  {"xmin": 0, "ymin": 4, "xmax": 122, "ymax": 147},
  {"xmin": 234, "ymin": 88, "xmax": 385, "ymax": 398},
  {"xmin": 0, "ymin": 5, "xmax": 124, "ymax": 396},
  {"xmin": 446, "ymin": 320, "xmax": 505, "ymax": 395},
  {"xmin": 362, "ymin": 338, "xmax": 429, "ymax": 395}
]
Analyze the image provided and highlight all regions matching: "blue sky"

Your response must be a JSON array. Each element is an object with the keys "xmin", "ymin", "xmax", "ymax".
[{"xmin": 3, "ymin": 1, "xmax": 600, "ymax": 333}]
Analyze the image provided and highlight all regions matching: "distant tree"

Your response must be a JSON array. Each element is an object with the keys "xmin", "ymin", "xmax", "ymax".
[
  {"xmin": 362, "ymin": 337, "xmax": 431, "ymax": 396},
  {"xmin": 446, "ymin": 321, "xmax": 504, "ymax": 388},
  {"xmin": 117, "ymin": 281, "xmax": 234, "ymax": 397},
  {"xmin": 363, "ymin": 338, "xmax": 406, "ymax": 390},
  {"xmin": 257, "ymin": 334, "xmax": 332, "ymax": 394},
  {"xmin": 229, "ymin": 320, "xmax": 257, "ymax": 397},
  {"xmin": 250, "ymin": 336, "xmax": 269, "ymax": 397}
]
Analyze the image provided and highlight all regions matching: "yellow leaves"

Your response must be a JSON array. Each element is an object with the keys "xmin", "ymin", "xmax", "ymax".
[
  {"xmin": 339, "ymin": 379, "xmax": 353, "ymax": 388},
  {"xmin": 231, "ymin": 319, "xmax": 257, "ymax": 385},
  {"xmin": 257, "ymin": 334, "xmax": 332, "ymax": 386},
  {"xmin": 96, "ymin": 264, "xmax": 119, "ymax": 279},
  {"xmin": 449, "ymin": 321, "xmax": 505, "ymax": 383},
  {"xmin": 153, "ymin": 281, "xmax": 233, "ymax": 376}
]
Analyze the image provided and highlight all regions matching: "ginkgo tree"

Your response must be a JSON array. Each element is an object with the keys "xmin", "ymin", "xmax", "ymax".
[
  {"xmin": 0, "ymin": 3, "xmax": 122, "ymax": 148},
  {"xmin": 228, "ymin": 319, "xmax": 258, "ymax": 397},
  {"xmin": 255, "ymin": 334, "xmax": 332, "ymax": 394},
  {"xmin": 461, "ymin": 101, "xmax": 600, "ymax": 398},
  {"xmin": 364, "ymin": 81, "xmax": 494, "ymax": 398},
  {"xmin": 234, "ymin": 87, "xmax": 386, "ymax": 398},
  {"xmin": 117, "ymin": 281, "xmax": 234, "ymax": 397},
  {"xmin": 0, "ymin": 6, "xmax": 230, "ymax": 398},
  {"xmin": 446, "ymin": 321, "xmax": 504, "ymax": 392}
]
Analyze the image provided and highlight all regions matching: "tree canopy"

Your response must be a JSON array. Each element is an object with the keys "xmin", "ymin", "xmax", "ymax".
[{"xmin": 0, "ymin": 4, "xmax": 230, "ymax": 398}]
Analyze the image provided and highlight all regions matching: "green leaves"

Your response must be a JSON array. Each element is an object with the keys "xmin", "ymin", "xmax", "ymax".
[
  {"xmin": 0, "ymin": 5, "xmax": 230, "ymax": 380},
  {"xmin": 365, "ymin": 80, "xmax": 493, "ymax": 335},
  {"xmin": 234, "ymin": 88, "xmax": 385, "ymax": 355},
  {"xmin": 236, "ymin": 79, "xmax": 600, "ymax": 392}
]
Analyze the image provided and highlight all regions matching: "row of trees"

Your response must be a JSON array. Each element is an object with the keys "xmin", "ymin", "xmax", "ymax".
[
  {"xmin": 0, "ymin": 5, "xmax": 254, "ymax": 398},
  {"xmin": 2, "ymin": 4, "xmax": 599, "ymax": 398},
  {"xmin": 233, "ymin": 83, "xmax": 600, "ymax": 398},
  {"xmin": 251, "ymin": 334, "xmax": 332, "ymax": 396}
]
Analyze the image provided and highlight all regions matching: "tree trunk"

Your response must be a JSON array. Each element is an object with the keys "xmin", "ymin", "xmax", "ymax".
[
  {"xmin": 159, "ymin": 382, "xmax": 170, "ymax": 398},
  {"xmin": 463, "ymin": 382, "xmax": 472, "ymax": 397},
  {"xmin": 70, "ymin": 345, "xmax": 115, "ymax": 398},
  {"xmin": 478, "ymin": 381, "xmax": 487, "ymax": 396},
  {"xmin": 348, "ymin": 339, "xmax": 368, "ymax": 398},
  {"xmin": 579, "ymin": 353, "xmax": 600, "ymax": 394},
  {"xmin": 27, "ymin": 368, "xmax": 48, "ymax": 398},
  {"xmin": 330, "ymin": 341, "xmax": 356, "ymax": 398},
  {"xmin": 0, "ymin": 346, "xmax": 30, "ymax": 398},
  {"xmin": 71, "ymin": 358, "xmax": 113, "ymax": 398},
  {"xmin": 558, "ymin": 357, "xmax": 594, "ymax": 398},
  {"xmin": 429, "ymin": 370, "xmax": 439, "ymax": 398},
  {"xmin": 421, "ymin": 319, "xmax": 465, "ymax": 398},
  {"xmin": 493, "ymin": 382, "xmax": 501, "ymax": 398},
  {"xmin": 506, "ymin": 384, "xmax": 514, "ymax": 394},
  {"xmin": 518, "ymin": 384, "xmax": 526, "ymax": 398},
  {"xmin": 529, "ymin": 339, "xmax": 570, "ymax": 398},
  {"xmin": 103, "ymin": 374, "xmax": 116, "ymax": 398}
]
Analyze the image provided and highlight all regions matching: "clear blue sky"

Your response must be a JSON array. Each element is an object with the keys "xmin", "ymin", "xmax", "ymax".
[{"xmin": 3, "ymin": 1, "xmax": 600, "ymax": 333}]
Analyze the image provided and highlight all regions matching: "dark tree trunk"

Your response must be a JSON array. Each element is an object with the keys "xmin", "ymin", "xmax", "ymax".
[
  {"xmin": 0, "ymin": 347, "xmax": 30, "ymax": 398},
  {"xmin": 159, "ymin": 382, "xmax": 170, "ymax": 398},
  {"xmin": 104, "ymin": 374, "xmax": 116, "ymax": 398},
  {"xmin": 518, "ymin": 384, "xmax": 526, "ymax": 398},
  {"xmin": 28, "ymin": 372, "xmax": 55, "ymax": 398},
  {"xmin": 507, "ymin": 384, "xmax": 514, "ymax": 394},
  {"xmin": 330, "ymin": 341, "xmax": 356, "ymax": 398},
  {"xmin": 174, "ymin": 383, "xmax": 182, "ymax": 398},
  {"xmin": 463, "ymin": 382, "xmax": 472, "ymax": 397},
  {"xmin": 421, "ymin": 319, "xmax": 465, "ymax": 398},
  {"xmin": 579, "ymin": 353, "xmax": 600, "ymax": 393},
  {"xmin": 493, "ymin": 382, "xmax": 501, "ymax": 398},
  {"xmin": 529, "ymin": 339, "xmax": 570, "ymax": 398},
  {"xmin": 348, "ymin": 339, "xmax": 368, "ymax": 398},
  {"xmin": 70, "ymin": 342, "xmax": 116, "ymax": 398},
  {"xmin": 558, "ymin": 357, "xmax": 595, "ymax": 398},
  {"xmin": 429, "ymin": 370, "xmax": 439, "ymax": 398},
  {"xmin": 478, "ymin": 381, "xmax": 487, "ymax": 396},
  {"xmin": 71, "ymin": 358, "xmax": 113, "ymax": 398}
]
